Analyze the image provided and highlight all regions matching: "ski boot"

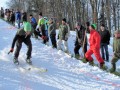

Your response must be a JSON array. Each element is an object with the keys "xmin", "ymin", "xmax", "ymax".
[
  {"xmin": 75, "ymin": 54, "xmax": 80, "ymax": 59},
  {"xmin": 82, "ymin": 58, "xmax": 88, "ymax": 63},
  {"xmin": 13, "ymin": 58, "xmax": 19, "ymax": 65},
  {"xmin": 89, "ymin": 60, "xmax": 94, "ymax": 66},
  {"xmin": 109, "ymin": 63, "xmax": 116, "ymax": 73},
  {"xmin": 26, "ymin": 58, "xmax": 32, "ymax": 65},
  {"xmin": 100, "ymin": 63, "xmax": 107, "ymax": 70}
]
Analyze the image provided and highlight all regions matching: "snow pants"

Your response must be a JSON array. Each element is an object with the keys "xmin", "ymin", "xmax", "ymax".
[
  {"xmin": 57, "ymin": 39, "xmax": 68, "ymax": 52},
  {"xmin": 14, "ymin": 37, "xmax": 32, "ymax": 59},
  {"xmin": 85, "ymin": 48, "xmax": 104, "ymax": 64}
]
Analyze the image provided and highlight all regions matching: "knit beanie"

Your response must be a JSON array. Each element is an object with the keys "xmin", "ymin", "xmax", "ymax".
[
  {"xmin": 91, "ymin": 24, "xmax": 96, "ymax": 29},
  {"xmin": 62, "ymin": 18, "xmax": 66, "ymax": 23}
]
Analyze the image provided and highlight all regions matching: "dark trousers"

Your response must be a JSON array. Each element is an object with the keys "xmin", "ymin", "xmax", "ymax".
[
  {"xmin": 100, "ymin": 43, "xmax": 109, "ymax": 61},
  {"xmin": 31, "ymin": 23, "xmax": 38, "ymax": 37},
  {"xmin": 14, "ymin": 38, "xmax": 32, "ymax": 59},
  {"xmin": 50, "ymin": 34, "xmax": 57, "ymax": 48},
  {"xmin": 74, "ymin": 43, "xmax": 87, "ymax": 56}
]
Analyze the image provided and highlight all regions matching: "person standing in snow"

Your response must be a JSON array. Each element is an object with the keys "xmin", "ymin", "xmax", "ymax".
[
  {"xmin": 9, "ymin": 15, "xmax": 33, "ymax": 65},
  {"xmin": 9, "ymin": 11, "xmax": 15, "ymax": 25},
  {"xmin": 15, "ymin": 9, "xmax": 21, "ymax": 29},
  {"xmin": 48, "ymin": 18, "xmax": 57, "ymax": 48},
  {"xmin": 110, "ymin": 30, "xmax": 120, "ymax": 73},
  {"xmin": 0, "ymin": 7, "xmax": 4, "ymax": 18},
  {"xmin": 99, "ymin": 24, "xmax": 110, "ymax": 62},
  {"xmin": 29, "ymin": 14, "xmax": 38, "ymax": 38},
  {"xmin": 44, "ymin": 17, "xmax": 49, "ymax": 40},
  {"xmin": 37, "ymin": 12, "xmax": 48, "ymax": 44},
  {"xmin": 84, "ymin": 24, "xmax": 106, "ymax": 69},
  {"xmin": 74, "ymin": 22, "xmax": 87, "ymax": 59},
  {"xmin": 57, "ymin": 18, "xmax": 69, "ymax": 53}
]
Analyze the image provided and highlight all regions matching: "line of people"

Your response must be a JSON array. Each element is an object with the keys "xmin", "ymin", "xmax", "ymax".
[{"xmin": 2, "ymin": 9, "xmax": 119, "ymax": 73}]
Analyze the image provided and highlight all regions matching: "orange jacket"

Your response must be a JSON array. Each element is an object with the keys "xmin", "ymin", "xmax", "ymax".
[{"xmin": 89, "ymin": 29, "xmax": 101, "ymax": 50}]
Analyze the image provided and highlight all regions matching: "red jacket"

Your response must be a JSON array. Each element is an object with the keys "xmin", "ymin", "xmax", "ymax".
[{"xmin": 89, "ymin": 29, "xmax": 101, "ymax": 50}]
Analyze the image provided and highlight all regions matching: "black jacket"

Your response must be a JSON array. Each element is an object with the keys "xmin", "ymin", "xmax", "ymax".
[
  {"xmin": 75, "ymin": 25, "xmax": 87, "ymax": 46},
  {"xmin": 99, "ymin": 29, "xmax": 110, "ymax": 44},
  {"xmin": 11, "ymin": 29, "xmax": 31, "ymax": 49}
]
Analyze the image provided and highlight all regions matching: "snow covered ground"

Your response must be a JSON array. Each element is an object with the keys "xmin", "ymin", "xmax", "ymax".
[{"xmin": 0, "ymin": 19, "xmax": 120, "ymax": 90}]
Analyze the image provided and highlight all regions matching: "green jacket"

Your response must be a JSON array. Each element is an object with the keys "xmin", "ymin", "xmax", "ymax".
[
  {"xmin": 48, "ymin": 23, "xmax": 56, "ymax": 35},
  {"xmin": 113, "ymin": 30, "xmax": 120, "ymax": 53},
  {"xmin": 58, "ymin": 24, "xmax": 68, "ymax": 40},
  {"xmin": 38, "ymin": 18, "xmax": 45, "ymax": 26}
]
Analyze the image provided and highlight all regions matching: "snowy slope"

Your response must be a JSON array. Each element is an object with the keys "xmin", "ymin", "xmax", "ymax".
[{"xmin": 0, "ymin": 19, "xmax": 120, "ymax": 90}]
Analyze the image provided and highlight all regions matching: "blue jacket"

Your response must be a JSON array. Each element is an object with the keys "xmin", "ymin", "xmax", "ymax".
[
  {"xmin": 31, "ymin": 17, "xmax": 37, "ymax": 24},
  {"xmin": 16, "ymin": 12, "xmax": 21, "ymax": 20}
]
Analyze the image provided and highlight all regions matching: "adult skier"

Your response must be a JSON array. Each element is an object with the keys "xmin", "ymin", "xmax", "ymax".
[{"xmin": 9, "ymin": 16, "xmax": 33, "ymax": 65}]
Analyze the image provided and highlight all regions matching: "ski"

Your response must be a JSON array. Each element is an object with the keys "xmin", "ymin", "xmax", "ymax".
[{"xmin": 14, "ymin": 61, "xmax": 47, "ymax": 73}]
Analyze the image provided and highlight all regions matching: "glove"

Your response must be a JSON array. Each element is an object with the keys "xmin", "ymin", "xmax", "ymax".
[
  {"xmin": 42, "ymin": 36, "xmax": 45, "ymax": 39},
  {"xmin": 10, "ymin": 48, "xmax": 14, "ymax": 52},
  {"xmin": 8, "ymin": 48, "xmax": 14, "ymax": 54}
]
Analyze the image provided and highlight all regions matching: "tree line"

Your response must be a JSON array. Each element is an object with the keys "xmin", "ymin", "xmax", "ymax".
[{"xmin": 6, "ymin": 0, "xmax": 120, "ymax": 35}]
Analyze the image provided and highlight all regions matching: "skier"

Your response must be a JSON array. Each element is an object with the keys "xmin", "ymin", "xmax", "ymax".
[
  {"xmin": 110, "ymin": 30, "xmax": 120, "ymax": 73},
  {"xmin": 37, "ymin": 12, "xmax": 48, "ymax": 44},
  {"xmin": 48, "ymin": 18, "xmax": 57, "ymax": 48},
  {"xmin": 99, "ymin": 24, "xmax": 110, "ymax": 62},
  {"xmin": 84, "ymin": 24, "xmax": 106, "ymax": 69},
  {"xmin": 9, "ymin": 16, "xmax": 33, "ymax": 65},
  {"xmin": 74, "ymin": 22, "xmax": 87, "ymax": 59},
  {"xmin": 29, "ymin": 14, "xmax": 38, "ymax": 38},
  {"xmin": 57, "ymin": 18, "xmax": 69, "ymax": 53}
]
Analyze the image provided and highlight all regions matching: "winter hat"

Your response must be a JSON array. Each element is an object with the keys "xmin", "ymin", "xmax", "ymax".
[
  {"xmin": 62, "ymin": 18, "xmax": 66, "ymax": 23},
  {"xmin": 76, "ymin": 22, "xmax": 80, "ymax": 26},
  {"xmin": 39, "ymin": 12, "xmax": 42, "ymax": 16},
  {"xmin": 91, "ymin": 24, "xmax": 96, "ymax": 29},
  {"xmin": 86, "ymin": 22, "xmax": 90, "ymax": 26},
  {"xmin": 101, "ymin": 23, "xmax": 105, "ymax": 27},
  {"xmin": 23, "ymin": 22, "xmax": 32, "ymax": 32}
]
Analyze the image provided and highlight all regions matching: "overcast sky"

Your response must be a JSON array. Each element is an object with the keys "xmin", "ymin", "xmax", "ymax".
[{"xmin": 0, "ymin": 0, "xmax": 8, "ymax": 8}]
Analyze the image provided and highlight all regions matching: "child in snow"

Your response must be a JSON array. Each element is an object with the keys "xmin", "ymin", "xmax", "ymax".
[
  {"xmin": 57, "ymin": 18, "xmax": 69, "ymax": 53},
  {"xmin": 84, "ymin": 24, "xmax": 106, "ymax": 69},
  {"xmin": 48, "ymin": 18, "xmax": 57, "ymax": 48},
  {"xmin": 110, "ymin": 30, "xmax": 120, "ymax": 73},
  {"xmin": 74, "ymin": 22, "xmax": 87, "ymax": 59},
  {"xmin": 9, "ymin": 16, "xmax": 33, "ymax": 64}
]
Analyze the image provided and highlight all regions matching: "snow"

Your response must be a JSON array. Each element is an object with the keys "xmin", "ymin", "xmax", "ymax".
[{"xmin": 0, "ymin": 19, "xmax": 120, "ymax": 90}]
